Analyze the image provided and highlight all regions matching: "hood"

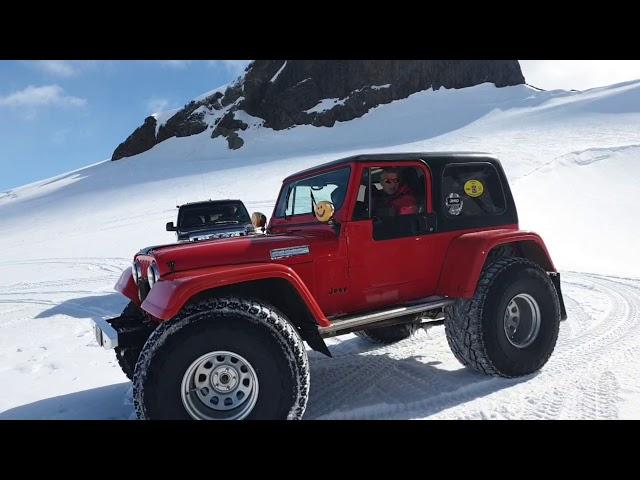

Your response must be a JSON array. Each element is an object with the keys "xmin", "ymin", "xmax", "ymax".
[{"xmin": 140, "ymin": 233, "xmax": 323, "ymax": 276}]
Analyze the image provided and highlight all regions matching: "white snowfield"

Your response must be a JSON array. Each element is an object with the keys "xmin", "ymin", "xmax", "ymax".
[{"xmin": 1, "ymin": 80, "xmax": 639, "ymax": 419}]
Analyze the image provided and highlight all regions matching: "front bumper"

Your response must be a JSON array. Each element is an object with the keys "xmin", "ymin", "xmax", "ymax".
[{"xmin": 92, "ymin": 318, "xmax": 119, "ymax": 349}]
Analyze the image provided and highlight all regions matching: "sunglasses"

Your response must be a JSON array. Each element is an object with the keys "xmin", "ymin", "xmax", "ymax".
[{"xmin": 382, "ymin": 178, "xmax": 400, "ymax": 184}]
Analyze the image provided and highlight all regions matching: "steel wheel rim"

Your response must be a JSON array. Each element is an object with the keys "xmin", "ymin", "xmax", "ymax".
[
  {"xmin": 181, "ymin": 350, "xmax": 259, "ymax": 420},
  {"xmin": 503, "ymin": 293, "xmax": 541, "ymax": 349}
]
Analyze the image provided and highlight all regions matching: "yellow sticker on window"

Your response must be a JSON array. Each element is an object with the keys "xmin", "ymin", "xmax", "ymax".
[{"xmin": 464, "ymin": 180, "xmax": 484, "ymax": 198}]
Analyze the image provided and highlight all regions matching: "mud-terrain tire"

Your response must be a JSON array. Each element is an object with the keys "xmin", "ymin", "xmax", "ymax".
[
  {"xmin": 133, "ymin": 297, "xmax": 310, "ymax": 420},
  {"xmin": 444, "ymin": 257, "xmax": 560, "ymax": 377},
  {"xmin": 110, "ymin": 301, "xmax": 146, "ymax": 380},
  {"xmin": 355, "ymin": 319, "xmax": 421, "ymax": 344}
]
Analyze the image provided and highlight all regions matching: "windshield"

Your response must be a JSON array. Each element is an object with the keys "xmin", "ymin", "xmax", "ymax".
[
  {"xmin": 275, "ymin": 167, "xmax": 351, "ymax": 218},
  {"xmin": 178, "ymin": 201, "xmax": 251, "ymax": 230}
]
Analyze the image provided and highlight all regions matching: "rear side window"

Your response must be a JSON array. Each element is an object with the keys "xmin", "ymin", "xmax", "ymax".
[{"xmin": 442, "ymin": 163, "xmax": 506, "ymax": 217}]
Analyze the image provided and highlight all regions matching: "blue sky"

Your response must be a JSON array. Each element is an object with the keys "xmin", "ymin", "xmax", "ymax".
[
  {"xmin": 1, "ymin": 60, "xmax": 640, "ymax": 192},
  {"xmin": 0, "ymin": 60, "xmax": 250, "ymax": 191}
]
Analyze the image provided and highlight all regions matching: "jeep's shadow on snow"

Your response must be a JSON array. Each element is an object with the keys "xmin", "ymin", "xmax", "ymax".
[
  {"xmin": 0, "ymin": 382, "xmax": 134, "ymax": 420},
  {"xmin": 36, "ymin": 293, "xmax": 127, "ymax": 323},
  {"xmin": 305, "ymin": 341, "xmax": 531, "ymax": 419},
  {"xmin": 92, "ymin": 152, "xmax": 566, "ymax": 420}
]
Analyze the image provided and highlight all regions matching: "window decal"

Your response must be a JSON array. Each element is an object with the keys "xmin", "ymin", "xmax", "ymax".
[
  {"xmin": 464, "ymin": 179, "xmax": 484, "ymax": 198},
  {"xmin": 446, "ymin": 193, "xmax": 463, "ymax": 216}
]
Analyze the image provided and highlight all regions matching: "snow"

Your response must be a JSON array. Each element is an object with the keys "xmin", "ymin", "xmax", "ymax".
[
  {"xmin": 2, "ymin": 78, "xmax": 640, "ymax": 419},
  {"xmin": 270, "ymin": 61, "xmax": 287, "ymax": 83},
  {"xmin": 192, "ymin": 84, "xmax": 228, "ymax": 102},
  {"xmin": 303, "ymin": 83, "xmax": 390, "ymax": 115},
  {"xmin": 305, "ymin": 97, "xmax": 347, "ymax": 114},
  {"xmin": 232, "ymin": 110, "xmax": 265, "ymax": 128}
]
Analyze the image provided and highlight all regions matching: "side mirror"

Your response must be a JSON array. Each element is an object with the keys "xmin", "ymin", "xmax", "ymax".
[
  {"xmin": 314, "ymin": 201, "xmax": 335, "ymax": 223},
  {"xmin": 251, "ymin": 212, "xmax": 267, "ymax": 232},
  {"xmin": 166, "ymin": 221, "xmax": 177, "ymax": 232}
]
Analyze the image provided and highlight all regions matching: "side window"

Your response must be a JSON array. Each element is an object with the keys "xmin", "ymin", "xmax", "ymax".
[
  {"xmin": 352, "ymin": 165, "xmax": 429, "ymax": 240},
  {"xmin": 352, "ymin": 166, "xmax": 426, "ymax": 221},
  {"xmin": 442, "ymin": 163, "xmax": 506, "ymax": 217},
  {"xmin": 289, "ymin": 185, "xmax": 314, "ymax": 216},
  {"xmin": 275, "ymin": 167, "xmax": 351, "ymax": 218}
]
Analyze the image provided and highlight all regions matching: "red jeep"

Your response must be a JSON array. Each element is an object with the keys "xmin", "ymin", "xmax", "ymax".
[{"xmin": 93, "ymin": 152, "xmax": 566, "ymax": 420}]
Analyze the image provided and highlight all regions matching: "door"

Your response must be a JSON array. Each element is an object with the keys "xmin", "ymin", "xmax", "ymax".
[{"xmin": 346, "ymin": 162, "xmax": 437, "ymax": 312}]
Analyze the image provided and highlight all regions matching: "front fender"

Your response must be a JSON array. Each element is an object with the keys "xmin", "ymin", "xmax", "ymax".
[
  {"xmin": 140, "ymin": 262, "xmax": 330, "ymax": 327},
  {"xmin": 114, "ymin": 266, "xmax": 139, "ymax": 304},
  {"xmin": 436, "ymin": 229, "xmax": 557, "ymax": 298}
]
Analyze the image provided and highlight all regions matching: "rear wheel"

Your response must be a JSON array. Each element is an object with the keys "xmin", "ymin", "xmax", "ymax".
[
  {"xmin": 444, "ymin": 258, "xmax": 560, "ymax": 377},
  {"xmin": 133, "ymin": 297, "xmax": 310, "ymax": 420}
]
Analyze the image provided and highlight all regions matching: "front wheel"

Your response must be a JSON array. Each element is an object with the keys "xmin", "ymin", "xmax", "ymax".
[
  {"xmin": 444, "ymin": 258, "xmax": 560, "ymax": 377},
  {"xmin": 133, "ymin": 297, "xmax": 310, "ymax": 420}
]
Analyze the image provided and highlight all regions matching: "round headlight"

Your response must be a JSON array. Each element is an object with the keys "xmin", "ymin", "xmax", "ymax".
[
  {"xmin": 147, "ymin": 263, "xmax": 160, "ymax": 289},
  {"xmin": 132, "ymin": 261, "xmax": 142, "ymax": 285}
]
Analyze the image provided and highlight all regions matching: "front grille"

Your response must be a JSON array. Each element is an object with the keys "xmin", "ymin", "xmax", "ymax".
[
  {"xmin": 138, "ymin": 279, "xmax": 151, "ymax": 302},
  {"xmin": 135, "ymin": 256, "xmax": 154, "ymax": 301}
]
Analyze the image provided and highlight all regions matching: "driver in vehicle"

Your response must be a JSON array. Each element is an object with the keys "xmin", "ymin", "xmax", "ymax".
[
  {"xmin": 372, "ymin": 168, "xmax": 418, "ymax": 217},
  {"xmin": 220, "ymin": 205, "xmax": 238, "ymax": 221}
]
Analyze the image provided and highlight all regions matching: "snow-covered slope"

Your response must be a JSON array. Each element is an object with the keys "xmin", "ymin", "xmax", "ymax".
[
  {"xmin": 1, "ymin": 80, "xmax": 639, "ymax": 419},
  {"xmin": 2, "ymin": 80, "xmax": 640, "ymax": 275}
]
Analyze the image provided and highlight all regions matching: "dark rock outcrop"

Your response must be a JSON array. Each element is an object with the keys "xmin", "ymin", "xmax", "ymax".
[
  {"xmin": 211, "ymin": 112, "xmax": 248, "ymax": 150},
  {"xmin": 112, "ymin": 60, "xmax": 525, "ymax": 160},
  {"xmin": 240, "ymin": 60, "xmax": 524, "ymax": 131},
  {"xmin": 112, "ymin": 116, "xmax": 157, "ymax": 161},
  {"xmin": 156, "ymin": 101, "xmax": 208, "ymax": 143}
]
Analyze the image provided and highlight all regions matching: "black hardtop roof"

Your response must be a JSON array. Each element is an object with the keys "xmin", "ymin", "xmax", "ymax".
[
  {"xmin": 178, "ymin": 199, "xmax": 244, "ymax": 208},
  {"xmin": 284, "ymin": 152, "xmax": 499, "ymax": 181}
]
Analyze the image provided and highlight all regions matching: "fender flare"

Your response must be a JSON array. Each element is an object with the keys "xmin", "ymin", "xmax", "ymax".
[
  {"xmin": 114, "ymin": 266, "xmax": 140, "ymax": 304},
  {"xmin": 436, "ymin": 229, "xmax": 557, "ymax": 298},
  {"xmin": 138, "ymin": 262, "xmax": 330, "ymax": 327}
]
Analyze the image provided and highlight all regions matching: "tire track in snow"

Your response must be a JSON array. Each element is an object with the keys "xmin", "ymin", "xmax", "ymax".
[
  {"xmin": 0, "ymin": 258, "xmax": 130, "ymax": 323},
  {"xmin": 306, "ymin": 272, "xmax": 640, "ymax": 419},
  {"xmin": 429, "ymin": 273, "xmax": 636, "ymax": 420},
  {"xmin": 1, "ymin": 258, "xmax": 639, "ymax": 419}
]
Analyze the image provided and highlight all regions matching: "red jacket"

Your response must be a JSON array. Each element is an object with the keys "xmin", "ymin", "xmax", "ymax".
[{"xmin": 372, "ymin": 185, "xmax": 418, "ymax": 216}]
